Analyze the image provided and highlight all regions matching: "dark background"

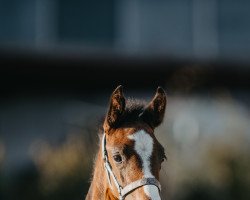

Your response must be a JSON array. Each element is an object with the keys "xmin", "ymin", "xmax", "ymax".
[{"xmin": 0, "ymin": 1, "xmax": 250, "ymax": 200}]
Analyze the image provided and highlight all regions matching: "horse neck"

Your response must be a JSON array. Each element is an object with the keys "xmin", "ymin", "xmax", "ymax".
[{"xmin": 86, "ymin": 146, "xmax": 116, "ymax": 200}]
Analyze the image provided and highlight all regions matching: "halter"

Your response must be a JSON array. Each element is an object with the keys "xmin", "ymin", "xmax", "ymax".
[{"xmin": 102, "ymin": 133, "xmax": 161, "ymax": 200}]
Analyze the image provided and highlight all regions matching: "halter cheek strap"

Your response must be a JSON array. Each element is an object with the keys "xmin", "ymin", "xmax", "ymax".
[{"xmin": 102, "ymin": 133, "xmax": 161, "ymax": 200}]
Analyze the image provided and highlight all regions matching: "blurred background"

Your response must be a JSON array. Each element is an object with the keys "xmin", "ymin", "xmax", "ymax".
[{"xmin": 0, "ymin": 0, "xmax": 250, "ymax": 200}]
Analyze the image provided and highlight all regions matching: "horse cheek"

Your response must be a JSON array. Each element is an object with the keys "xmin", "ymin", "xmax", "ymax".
[{"xmin": 105, "ymin": 188, "xmax": 119, "ymax": 200}]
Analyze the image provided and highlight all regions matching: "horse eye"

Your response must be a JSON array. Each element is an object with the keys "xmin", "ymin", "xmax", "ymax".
[
  {"xmin": 161, "ymin": 154, "xmax": 167, "ymax": 163},
  {"xmin": 113, "ymin": 154, "xmax": 122, "ymax": 163}
]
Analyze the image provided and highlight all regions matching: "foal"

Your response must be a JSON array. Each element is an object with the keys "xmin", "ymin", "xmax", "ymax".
[{"xmin": 86, "ymin": 86, "xmax": 167, "ymax": 200}]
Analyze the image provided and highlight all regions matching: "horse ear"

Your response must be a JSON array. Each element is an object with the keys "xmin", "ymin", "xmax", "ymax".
[
  {"xmin": 104, "ymin": 85, "xmax": 125, "ymax": 132},
  {"xmin": 140, "ymin": 87, "xmax": 167, "ymax": 128}
]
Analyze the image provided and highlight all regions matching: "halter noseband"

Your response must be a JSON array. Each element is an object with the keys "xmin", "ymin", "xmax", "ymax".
[{"xmin": 102, "ymin": 133, "xmax": 161, "ymax": 200}]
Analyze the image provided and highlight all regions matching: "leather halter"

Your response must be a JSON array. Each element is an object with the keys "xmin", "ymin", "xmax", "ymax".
[{"xmin": 102, "ymin": 133, "xmax": 161, "ymax": 200}]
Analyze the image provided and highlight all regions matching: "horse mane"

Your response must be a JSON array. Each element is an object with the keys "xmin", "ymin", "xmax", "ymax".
[
  {"xmin": 98, "ymin": 98, "xmax": 147, "ymax": 134},
  {"xmin": 119, "ymin": 98, "xmax": 147, "ymax": 126}
]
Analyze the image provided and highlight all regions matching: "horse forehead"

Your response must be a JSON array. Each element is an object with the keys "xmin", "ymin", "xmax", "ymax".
[
  {"xmin": 127, "ymin": 130, "xmax": 154, "ymax": 152},
  {"xmin": 108, "ymin": 128, "xmax": 154, "ymax": 146},
  {"xmin": 127, "ymin": 130, "xmax": 155, "ymax": 178}
]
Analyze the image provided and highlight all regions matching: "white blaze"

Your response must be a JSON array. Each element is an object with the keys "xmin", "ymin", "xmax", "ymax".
[{"xmin": 128, "ymin": 130, "xmax": 161, "ymax": 200}]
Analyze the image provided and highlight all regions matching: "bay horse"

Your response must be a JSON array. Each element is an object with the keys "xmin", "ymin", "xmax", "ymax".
[{"xmin": 86, "ymin": 85, "xmax": 167, "ymax": 200}]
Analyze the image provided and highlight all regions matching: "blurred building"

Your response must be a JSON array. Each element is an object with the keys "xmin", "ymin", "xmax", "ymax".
[{"xmin": 0, "ymin": 0, "xmax": 250, "ymax": 61}]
